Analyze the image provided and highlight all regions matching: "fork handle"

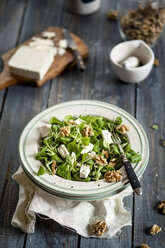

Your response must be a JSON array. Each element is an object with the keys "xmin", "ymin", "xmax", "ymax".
[{"xmin": 123, "ymin": 160, "xmax": 142, "ymax": 195}]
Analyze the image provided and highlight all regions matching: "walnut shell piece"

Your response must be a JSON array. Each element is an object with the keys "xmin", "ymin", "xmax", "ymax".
[
  {"xmin": 150, "ymin": 224, "xmax": 162, "ymax": 235},
  {"xmin": 60, "ymin": 126, "xmax": 70, "ymax": 137},
  {"xmin": 158, "ymin": 200, "xmax": 165, "ymax": 214},
  {"xmin": 93, "ymin": 220, "xmax": 107, "ymax": 236},
  {"xmin": 104, "ymin": 170, "xmax": 123, "ymax": 182},
  {"xmin": 141, "ymin": 244, "xmax": 150, "ymax": 248}
]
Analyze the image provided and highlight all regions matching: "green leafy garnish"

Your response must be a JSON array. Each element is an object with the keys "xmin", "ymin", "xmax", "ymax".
[{"xmin": 151, "ymin": 124, "xmax": 159, "ymax": 130}]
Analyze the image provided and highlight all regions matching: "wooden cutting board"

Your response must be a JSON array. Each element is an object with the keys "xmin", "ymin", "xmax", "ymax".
[{"xmin": 0, "ymin": 26, "xmax": 89, "ymax": 90}]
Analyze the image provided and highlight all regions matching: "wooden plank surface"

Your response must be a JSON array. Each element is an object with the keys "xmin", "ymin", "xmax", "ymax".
[
  {"xmin": 133, "ymin": 41, "xmax": 165, "ymax": 248},
  {"xmin": 0, "ymin": 0, "xmax": 165, "ymax": 247}
]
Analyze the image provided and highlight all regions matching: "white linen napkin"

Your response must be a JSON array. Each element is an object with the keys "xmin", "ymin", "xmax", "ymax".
[{"xmin": 11, "ymin": 166, "xmax": 132, "ymax": 238}]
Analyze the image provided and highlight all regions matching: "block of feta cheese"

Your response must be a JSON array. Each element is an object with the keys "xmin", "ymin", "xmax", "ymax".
[
  {"xmin": 80, "ymin": 164, "xmax": 90, "ymax": 178},
  {"xmin": 40, "ymin": 124, "xmax": 52, "ymax": 138},
  {"xmin": 42, "ymin": 31, "xmax": 56, "ymax": 39},
  {"xmin": 102, "ymin": 130, "xmax": 113, "ymax": 144},
  {"xmin": 74, "ymin": 118, "xmax": 85, "ymax": 125},
  {"xmin": 81, "ymin": 143, "xmax": 94, "ymax": 154},
  {"xmin": 8, "ymin": 46, "xmax": 55, "ymax": 80},
  {"xmin": 58, "ymin": 39, "xmax": 68, "ymax": 49},
  {"xmin": 58, "ymin": 144, "xmax": 69, "ymax": 159}
]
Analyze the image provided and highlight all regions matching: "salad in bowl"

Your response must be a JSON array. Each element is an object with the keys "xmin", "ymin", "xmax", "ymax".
[{"xmin": 35, "ymin": 114, "xmax": 142, "ymax": 183}]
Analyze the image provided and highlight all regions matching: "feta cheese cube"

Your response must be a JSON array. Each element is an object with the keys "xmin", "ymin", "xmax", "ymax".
[
  {"xmin": 40, "ymin": 124, "xmax": 52, "ymax": 138},
  {"xmin": 58, "ymin": 39, "xmax": 68, "ymax": 49},
  {"xmin": 81, "ymin": 143, "xmax": 94, "ymax": 154},
  {"xmin": 42, "ymin": 31, "xmax": 56, "ymax": 39},
  {"xmin": 58, "ymin": 144, "xmax": 69, "ymax": 159},
  {"xmin": 102, "ymin": 130, "xmax": 113, "ymax": 144},
  {"xmin": 80, "ymin": 164, "xmax": 90, "ymax": 178},
  {"xmin": 74, "ymin": 118, "xmax": 84, "ymax": 125}
]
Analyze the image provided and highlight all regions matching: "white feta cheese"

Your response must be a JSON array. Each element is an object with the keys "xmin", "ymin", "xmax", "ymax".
[
  {"xmin": 31, "ymin": 37, "xmax": 54, "ymax": 47},
  {"xmin": 58, "ymin": 47, "xmax": 66, "ymax": 56},
  {"xmin": 58, "ymin": 39, "xmax": 68, "ymax": 49},
  {"xmin": 81, "ymin": 143, "xmax": 94, "ymax": 154},
  {"xmin": 71, "ymin": 152, "xmax": 76, "ymax": 158},
  {"xmin": 88, "ymin": 151, "xmax": 96, "ymax": 158},
  {"xmin": 74, "ymin": 118, "xmax": 84, "ymax": 125},
  {"xmin": 42, "ymin": 31, "xmax": 56, "ymax": 39},
  {"xmin": 40, "ymin": 124, "xmax": 52, "ymax": 138},
  {"xmin": 58, "ymin": 144, "xmax": 69, "ymax": 159},
  {"xmin": 80, "ymin": 164, "xmax": 90, "ymax": 178},
  {"xmin": 8, "ymin": 46, "xmax": 55, "ymax": 80},
  {"xmin": 102, "ymin": 130, "xmax": 113, "ymax": 144}
]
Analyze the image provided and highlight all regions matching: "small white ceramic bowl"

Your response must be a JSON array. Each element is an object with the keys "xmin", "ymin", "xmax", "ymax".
[{"xmin": 110, "ymin": 40, "xmax": 155, "ymax": 83}]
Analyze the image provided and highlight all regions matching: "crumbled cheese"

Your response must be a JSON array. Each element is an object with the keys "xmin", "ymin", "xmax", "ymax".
[
  {"xmin": 8, "ymin": 46, "xmax": 55, "ymax": 80},
  {"xmin": 102, "ymin": 130, "xmax": 113, "ymax": 144},
  {"xmin": 80, "ymin": 164, "xmax": 90, "ymax": 178},
  {"xmin": 74, "ymin": 118, "xmax": 84, "ymax": 125},
  {"xmin": 88, "ymin": 151, "xmax": 96, "ymax": 158},
  {"xmin": 42, "ymin": 31, "xmax": 56, "ymax": 39},
  {"xmin": 58, "ymin": 47, "xmax": 66, "ymax": 56},
  {"xmin": 58, "ymin": 144, "xmax": 69, "ymax": 159},
  {"xmin": 81, "ymin": 143, "xmax": 94, "ymax": 154},
  {"xmin": 31, "ymin": 37, "xmax": 54, "ymax": 47},
  {"xmin": 40, "ymin": 124, "xmax": 52, "ymax": 138},
  {"xmin": 58, "ymin": 39, "xmax": 68, "ymax": 49}
]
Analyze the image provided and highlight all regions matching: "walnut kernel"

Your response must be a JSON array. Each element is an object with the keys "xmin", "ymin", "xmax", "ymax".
[
  {"xmin": 93, "ymin": 155, "xmax": 108, "ymax": 166},
  {"xmin": 158, "ymin": 200, "xmax": 165, "ymax": 214},
  {"xmin": 60, "ymin": 126, "xmax": 70, "ymax": 137},
  {"xmin": 68, "ymin": 119, "xmax": 75, "ymax": 125},
  {"xmin": 93, "ymin": 220, "xmax": 107, "ymax": 236},
  {"xmin": 116, "ymin": 124, "xmax": 130, "ymax": 134},
  {"xmin": 106, "ymin": 10, "xmax": 118, "ymax": 20},
  {"xmin": 154, "ymin": 58, "xmax": 159, "ymax": 66},
  {"xmin": 108, "ymin": 158, "xmax": 119, "ymax": 167},
  {"xmin": 150, "ymin": 224, "xmax": 162, "ymax": 235},
  {"xmin": 141, "ymin": 244, "xmax": 150, "ymax": 248},
  {"xmin": 102, "ymin": 150, "xmax": 109, "ymax": 159},
  {"xmin": 51, "ymin": 161, "xmax": 57, "ymax": 174},
  {"xmin": 82, "ymin": 125, "xmax": 94, "ymax": 137},
  {"xmin": 104, "ymin": 170, "xmax": 123, "ymax": 182}
]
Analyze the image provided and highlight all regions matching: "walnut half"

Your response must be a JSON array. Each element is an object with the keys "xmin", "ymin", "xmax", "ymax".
[
  {"xmin": 60, "ymin": 126, "xmax": 70, "ymax": 137},
  {"xmin": 82, "ymin": 125, "xmax": 94, "ymax": 137},
  {"xmin": 116, "ymin": 124, "xmax": 130, "ymax": 134},
  {"xmin": 104, "ymin": 170, "xmax": 123, "ymax": 182},
  {"xmin": 150, "ymin": 224, "xmax": 162, "ymax": 235},
  {"xmin": 93, "ymin": 220, "xmax": 107, "ymax": 236},
  {"xmin": 93, "ymin": 155, "xmax": 108, "ymax": 166}
]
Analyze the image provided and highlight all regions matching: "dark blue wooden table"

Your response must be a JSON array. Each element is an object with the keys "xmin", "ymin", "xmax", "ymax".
[{"xmin": 0, "ymin": 0, "xmax": 165, "ymax": 247}]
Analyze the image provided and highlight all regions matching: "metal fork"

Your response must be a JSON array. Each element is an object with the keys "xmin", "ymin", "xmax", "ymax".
[{"xmin": 111, "ymin": 130, "xmax": 142, "ymax": 195}]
